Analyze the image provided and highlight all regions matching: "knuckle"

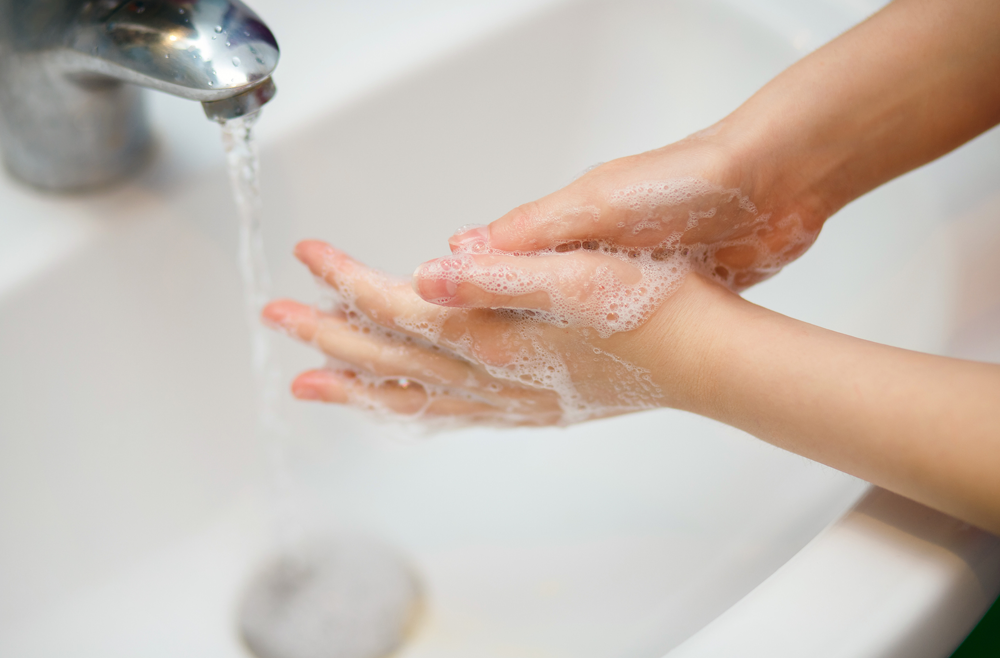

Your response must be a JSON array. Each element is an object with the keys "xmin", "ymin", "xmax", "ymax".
[
  {"xmin": 485, "ymin": 292, "xmax": 514, "ymax": 309},
  {"xmin": 472, "ymin": 343, "xmax": 511, "ymax": 367},
  {"xmin": 500, "ymin": 201, "xmax": 546, "ymax": 247}
]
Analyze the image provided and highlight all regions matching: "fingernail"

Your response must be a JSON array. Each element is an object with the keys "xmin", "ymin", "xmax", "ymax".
[
  {"xmin": 294, "ymin": 240, "xmax": 350, "ymax": 279},
  {"xmin": 292, "ymin": 381, "xmax": 322, "ymax": 400},
  {"xmin": 449, "ymin": 224, "xmax": 490, "ymax": 253},
  {"xmin": 413, "ymin": 276, "xmax": 459, "ymax": 304},
  {"xmin": 261, "ymin": 301, "xmax": 298, "ymax": 330},
  {"xmin": 292, "ymin": 370, "xmax": 333, "ymax": 400},
  {"xmin": 294, "ymin": 240, "xmax": 331, "ymax": 262}
]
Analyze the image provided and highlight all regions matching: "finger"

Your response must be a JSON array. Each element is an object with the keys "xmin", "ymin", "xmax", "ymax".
[
  {"xmin": 263, "ymin": 299, "xmax": 482, "ymax": 388},
  {"xmin": 412, "ymin": 251, "xmax": 641, "ymax": 309},
  {"xmin": 450, "ymin": 191, "xmax": 617, "ymax": 253},
  {"xmin": 293, "ymin": 239, "xmax": 453, "ymax": 339},
  {"xmin": 450, "ymin": 190, "xmax": 724, "ymax": 253},
  {"xmin": 465, "ymin": 159, "xmax": 664, "ymax": 251},
  {"xmin": 294, "ymin": 239, "xmax": 401, "ymax": 306},
  {"xmin": 454, "ymin": 166, "xmax": 760, "ymax": 253},
  {"xmin": 262, "ymin": 298, "xmax": 324, "ymax": 341},
  {"xmin": 265, "ymin": 300, "xmax": 568, "ymax": 417},
  {"xmin": 290, "ymin": 369, "xmax": 519, "ymax": 420}
]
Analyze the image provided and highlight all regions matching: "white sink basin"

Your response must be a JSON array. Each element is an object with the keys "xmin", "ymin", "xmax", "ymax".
[{"xmin": 1, "ymin": 0, "xmax": 998, "ymax": 656}]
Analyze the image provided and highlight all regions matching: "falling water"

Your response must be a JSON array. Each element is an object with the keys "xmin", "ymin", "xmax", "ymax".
[
  {"xmin": 219, "ymin": 114, "xmax": 420, "ymax": 658},
  {"xmin": 220, "ymin": 113, "xmax": 299, "ymax": 547}
]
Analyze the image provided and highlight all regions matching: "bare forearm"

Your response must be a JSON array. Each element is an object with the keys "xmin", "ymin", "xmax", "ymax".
[
  {"xmin": 717, "ymin": 0, "xmax": 1000, "ymax": 219},
  {"xmin": 668, "ymin": 280, "xmax": 1000, "ymax": 534}
]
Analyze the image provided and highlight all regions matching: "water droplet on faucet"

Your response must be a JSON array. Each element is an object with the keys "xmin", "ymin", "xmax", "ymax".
[
  {"xmin": 225, "ymin": 41, "xmax": 231, "ymax": 47},
  {"xmin": 232, "ymin": 57, "xmax": 241, "ymax": 67},
  {"xmin": 215, "ymin": 25, "xmax": 224, "ymax": 33}
]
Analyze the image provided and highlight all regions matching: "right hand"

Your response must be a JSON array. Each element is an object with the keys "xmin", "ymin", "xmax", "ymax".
[{"xmin": 440, "ymin": 129, "xmax": 825, "ymax": 292}]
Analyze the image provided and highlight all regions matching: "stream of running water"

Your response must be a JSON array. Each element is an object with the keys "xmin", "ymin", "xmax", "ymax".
[
  {"xmin": 219, "ymin": 113, "xmax": 301, "ymax": 548},
  {"xmin": 219, "ymin": 113, "xmax": 419, "ymax": 658}
]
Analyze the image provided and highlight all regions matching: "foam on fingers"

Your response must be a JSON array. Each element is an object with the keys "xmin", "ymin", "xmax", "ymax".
[
  {"xmin": 314, "ymin": 318, "xmax": 480, "ymax": 388},
  {"xmin": 421, "ymin": 177, "xmax": 819, "ymax": 329},
  {"xmin": 294, "ymin": 239, "xmax": 363, "ymax": 292},
  {"xmin": 415, "ymin": 243, "xmax": 689, "ymax": 339},
  {"xmin": 295, "ymin": 248, "xmax": 570, "ymax": 427}
]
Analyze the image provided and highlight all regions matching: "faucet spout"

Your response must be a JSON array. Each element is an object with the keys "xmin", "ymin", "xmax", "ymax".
[
  {"xmin": 0, "ymin": 0, "xmax": 279, "ymax": 190},
  {"xmin": 68, "ymin": 0, "xmax": 279, "ymax": 102}
]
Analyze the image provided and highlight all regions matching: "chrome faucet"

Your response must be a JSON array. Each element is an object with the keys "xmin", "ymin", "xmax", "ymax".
[{"xmin": 0, "ymin": 0, "xmax": 278, "ymax": 190}]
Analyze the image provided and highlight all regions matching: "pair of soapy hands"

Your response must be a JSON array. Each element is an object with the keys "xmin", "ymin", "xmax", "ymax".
[{"xmin": 263, "ymin": 137, "xmax": 823, "ymax": 427}]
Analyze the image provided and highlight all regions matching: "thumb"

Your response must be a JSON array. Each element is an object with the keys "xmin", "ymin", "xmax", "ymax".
[
  {"xmin": 450, "ymin": 183, "xmax": 617, "ymax": 253},
  {"xmin": 448, "ymin": 166, "xmax": 713, "ymax": 253}
]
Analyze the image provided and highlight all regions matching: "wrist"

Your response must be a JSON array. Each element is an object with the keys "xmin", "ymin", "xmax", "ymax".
[
  {"xmin": 632, "ymin": 273, "xmax": 755, "ymax": 416},
  {"xmin": 701, "ymin": 105, "xmax": 841, "ymax": 232}
]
